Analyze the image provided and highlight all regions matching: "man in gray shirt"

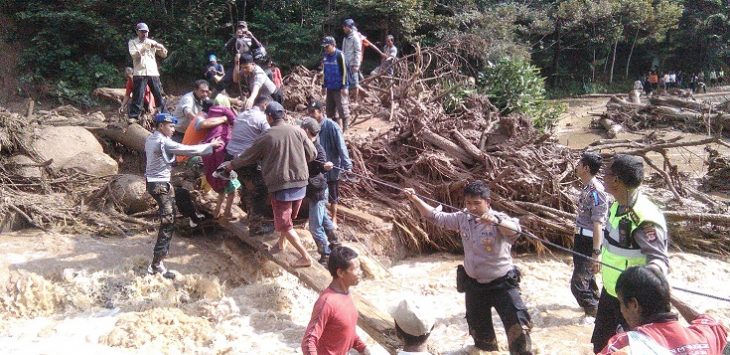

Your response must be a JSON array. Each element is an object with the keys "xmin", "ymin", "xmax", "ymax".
[
  {"xmin": 233, "ymin": 54, "xmax": 281, "ymax": 109},
  {"xmin": 405, "ymin": 181, "xmax": 533, "ymax": 354},
  {"xmin": 571, "ymin": 152, "xmax": 609, "ymax": 322},
  {"xmin": 225, "ymin": 95, "xmax": 273, "ymax": 234},
  {"xmin": 173, "ymin": 80, "xmax": 210, "ymax": 141}
]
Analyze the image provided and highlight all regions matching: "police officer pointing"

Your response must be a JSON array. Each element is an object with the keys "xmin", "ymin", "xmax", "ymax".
[{"xmin": 591, "ymin": 154, "xmax": 669, "ymax": 353}]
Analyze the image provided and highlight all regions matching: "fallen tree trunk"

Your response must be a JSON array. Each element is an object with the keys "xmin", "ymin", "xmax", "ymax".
[
  {"xmin": 649, "ymin": 97, "xmax": 708, "ymax": 112},
  {"xmin": 664, "ymin": 211, "xmax": 730, "ymax": 225},
  {"xmin": 608, "ymin": 96, "xmax": 647, "ymax": 111},
  {"xmin": 598, "ymin": 117, "xmax": 622, "ymax": 138},
  {"xmin": 451, "ymin": 130, "xmax": 484, "ymax": 161},
  {"xmin": 417, "ymin": 127, "xmax": 474, "ymax": 165},
  {"xmin": 92, "ymin": 87, "xmax": 126, "ymax": 104},
  {"xmin": 91, "ymin": 123, "xmax": 150, "ymax": 152}
]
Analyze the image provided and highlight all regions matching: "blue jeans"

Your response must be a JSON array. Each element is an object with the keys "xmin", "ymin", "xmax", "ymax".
[{"xmin": 309, "ymin": 189, "xmax": 335, "ymax": 256}]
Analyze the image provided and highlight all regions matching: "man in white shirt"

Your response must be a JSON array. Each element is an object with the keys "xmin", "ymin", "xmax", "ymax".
[{"xmin": 127, "ymin": 22, "xmax": 168, "ymax": 121}]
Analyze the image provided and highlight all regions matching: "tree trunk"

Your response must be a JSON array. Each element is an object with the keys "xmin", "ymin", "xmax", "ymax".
[
  {"xmin": 625, "ymin": 28, "xmax": 639, "ymax": 79},
  {"xmin": 551, "ymin": 21, "xmax": 562, "ymax": 87},
  {"xmin": 592, "ymin": 48, "xmax": 596, "ymax": 82},
  {"xmin": 609, "ymin": 37, "xmax": 618, "ymax": 84}
]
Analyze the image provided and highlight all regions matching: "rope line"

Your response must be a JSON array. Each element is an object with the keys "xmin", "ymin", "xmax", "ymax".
[{"xmin": 317, "ymin": 160, "xmax": 730, "ymax": 303}]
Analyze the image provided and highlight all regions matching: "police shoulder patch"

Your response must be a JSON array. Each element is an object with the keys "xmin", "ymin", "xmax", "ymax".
[{"xmin": 642, "ymin": 225, "xmax": 658, "ymax": 242}]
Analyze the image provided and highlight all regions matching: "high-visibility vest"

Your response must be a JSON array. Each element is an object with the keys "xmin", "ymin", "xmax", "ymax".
[{"xmin": 601, "ymin": 193, "xmax": 666, "ymax": 297}]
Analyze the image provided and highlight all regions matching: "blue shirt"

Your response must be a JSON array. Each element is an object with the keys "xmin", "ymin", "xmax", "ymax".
[
  {"xmin": 323, "ymin": 49, "xmax": 347, "ymax": 90},
  {"xmin": 318, "ymin": 117, "xmax": 352, "ymax": 181}
]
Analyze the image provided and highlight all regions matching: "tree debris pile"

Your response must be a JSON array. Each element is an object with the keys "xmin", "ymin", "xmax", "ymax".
[
  {"xmin": 702, "ymin": 146, "xmax": 730, "ymax": 193},
  {"xmin": 597, "ymin": 95, "xmax": 730, "ymax": 137}
]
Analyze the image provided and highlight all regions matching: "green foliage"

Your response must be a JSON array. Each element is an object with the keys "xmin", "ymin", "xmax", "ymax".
[
  {"xmin": 441, "ymin": 81, "xmax": 476, "ymax": 113},
  {"xmin": 478, "ymin": 58, "xmax": 564, "ymax": 132}
]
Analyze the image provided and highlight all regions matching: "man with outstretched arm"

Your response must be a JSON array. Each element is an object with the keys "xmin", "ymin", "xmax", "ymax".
[
  {"xmin": 144, "ymin": 113, "xmax": 223, "ymax": 279},
  {"xmin": 591, "ymin": 154, "xmax": 670, "ymax": 353},
  {"xmin": 404, "ymin": 181, "xmax": 533, "ymax": 354}
]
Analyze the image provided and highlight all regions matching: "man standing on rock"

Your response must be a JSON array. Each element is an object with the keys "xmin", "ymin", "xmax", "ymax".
[
  {"xmin": 302, "ymin": 246, "xmax": 370, "ymax": 355},
  {"xmin": 591, "ymin": 154, "xmax": 669, "ymax": 353},
  {"xmin": 404, "ymin": 181, "xmax": 533, "ymax": 354},
  {"xmin": 321, "ymin": 36, "xmax": 351, "ymax": 132},
  {"xmin": 144, "ymin": 113, "xmax": 223, "ymax": 279},
  {"xmin": 307, "ymin": 100, "xmax": 351, "ymax": 230},
  {"xmin": 128, "ymin": 22, "xmax": 168, "ymax": 123},
  {"xmin": 227, "ymin": 102, "xmax": 316, "ymax": 268},
  {"xmin": 571, "ymin": 152, "xmax": 608, "ymax": 323}
]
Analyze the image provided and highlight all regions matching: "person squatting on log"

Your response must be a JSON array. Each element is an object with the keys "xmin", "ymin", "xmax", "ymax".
[
  {"xmin": 300, "ymin": 117, "xmax": 340, "ymax": 266},
  {"xmin": 127, "ymin": 23, "xmax": 167, "ymax": 123},
  {"xmin": 598, "ymin": 266, "xmax": 728, "ymax": 354},
  {"xmin": 226, "ymin": 102, "xmax": 316, "ymax": 268},
  {"xmin": 225, "ymin": 95, "xmax": 274, "ymax": 235},
  {"xmin": 571, "ymin": 152, "xmax": 609, "ymax": 322},
  {"xmin": 233, "ymin": 54, "xmax": 282, "ymax": 109},
  {"xmin": 321, "ymin": 36, "xmax": 351, "ymax": 132},
  {"xmin": 591, "ymin": 154, "xmax": 670, "ymax": 353},
  {"xmin": 391, "ymin": 299, "xmax": 436, "ymax": 355},
  {"xmin": 301, "ymin": 246, "xmax": 371, "ymax": 355},
  {"xmin": 404, "ymin": 181, "xmax": 533, "ymax": 354},
  {"xmin": 307, "ymin": 100, "xmax": 352, "ymax": 228},
  {"xmin": 144, "ymin": 113, "xmax": 223, "ymax": 279}
]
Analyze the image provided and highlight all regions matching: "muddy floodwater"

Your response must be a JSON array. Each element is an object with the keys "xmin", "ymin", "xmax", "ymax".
[{"xmin": 1, "ymin": 98, "xmax": 729, "ymax": 354}]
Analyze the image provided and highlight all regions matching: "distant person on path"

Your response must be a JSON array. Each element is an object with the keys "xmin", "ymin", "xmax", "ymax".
[
  {"xmin": 404, "ymin": 181, "xmax": 533, "ymax": 354},
  {"xmin": 591, "ymin": 154, "xmax": 669, "ymax": 353},
  {"xmin": 144, "ymin": 113, "xmax": 222, "ymax": 279},
  {"xmin": 119, "ymin": 67, "xmax": 156, "ymax": 123},
  {"xmin": 128, "ymin": 22, "xmax": 167, "ymax": 122},
  {"xmin": 227, "ymin": 102, "xmax": 316, "ymax": 268},
  {"xmin": 233, "ymin": 54, "xmax": 282, "ymax": 108},
  {"xmin": 300, "ymin": 117, "xmax": 339, "ymax": 265},
  {"xmin": 341, "ymin": 19, "xmax": 362, "ymax": 104},
  {"xmin": 391, "ymin": 299, "xmax": 435, "ymax": 355},
  {"xmin": 307, "ymin": 100, "xmax": 351, "ymax": 230},
  {"xmin": 225, "ymin": 96, "xmax": 274, "ymax": 235},
  {"xmin": 173, "ymin": 79, "xmax": 210, "ymax": 142},
  {"xmin": 598, "ymin": 266, "xmax": 728, "ymax": 355},
  {"xmin": 301, "ymin": 246, "xmax": 371, "ymax": 355},
  {"xmin": 570, "ymin": 152, "xmax": 608, "ymax": 323},
  {"xmin": 321, "ymin": 36, "xmax": 351, "ymax": 132}
]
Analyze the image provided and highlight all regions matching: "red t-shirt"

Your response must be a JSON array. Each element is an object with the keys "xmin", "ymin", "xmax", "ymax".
[
  {"xmin": 599, "ymin": 314, "xmax": 728, "ymax": 355},
  {"xmin": 301, "ymin": 287, "xmax": 367, "ymax": 355},
  {"xmin": 124, "ymin": 78, "xmax": 156, "ymax": 109}
]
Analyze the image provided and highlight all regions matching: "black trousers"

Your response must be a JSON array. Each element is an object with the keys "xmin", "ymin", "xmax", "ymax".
[
  {"xmin": 146, "ymin": 182, "xmax": 176, "ymax": 264},
  {"xmin": 570, "ymin": 234, "xmax": 599, "ymax": 312},
  {"xmin": 225, "ymin": 153, "xmax": 270, "ymax": 219},
  {"xmin": 129, "ymin": 75, "xmax": 166, "ymax": 118},
  {"xmin": 591, "ymin": 288, "xmax": 628, "ymax": 353},
  {"xmin": 464, "ymin": 269, "xmax": 533, "ymax": 355}
]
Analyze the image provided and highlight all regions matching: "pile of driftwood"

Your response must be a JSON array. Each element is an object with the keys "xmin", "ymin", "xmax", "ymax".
[{"xmin": 598, "ymin": 95, "xmax": 730, "ymax": 138}]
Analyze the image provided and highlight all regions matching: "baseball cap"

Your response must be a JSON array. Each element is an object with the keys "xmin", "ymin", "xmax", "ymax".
[
  {"xmin": 343, "ymin": 19, "xmax": 355, "ymax": 28},
  {"xmin": 321, "ymin": 36, "xmax": 336, "ymax": 47},
  {"xmin": 301, "ymin": 117, "xmax": 321, "ymax": 135},
  {"xmin": 264, "ymin": 101, "xmax": 286, "ymax": 120},
  {"xmin": 208, "ymin": 54, "xmax": 217, "ymax": 62},
  {"xmin": 136, "ymin": 23, "xmax": 149, "ymax": 32},
  {"xmin": 153, "ymin": 113, "xmax": 178, "ymax": 124},
  {"xmin": 391, "ymin": 299, "xmax": 435, "ymax": 337},
  {"xmin": 307, "ymin": 100, "xmax": 323, "ymax": 112},
  {"xmin": 236, "ymin": 21, "xmax": 248, "ymax": 29}
]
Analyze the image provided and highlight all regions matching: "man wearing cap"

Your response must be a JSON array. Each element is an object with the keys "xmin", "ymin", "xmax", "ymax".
[
  {"xmin": 226, "ymin": 95, "xmax": 273, "ymax": 235},
  {"xmin": 227, "ymin": 102, "xmax": 316, "ymax": 268},
  {"xmin": 302, "ymin": 246, "xmax": 370, "ymax": 355},
  {"xmin": 307, "ymin": 100, "xmax": 352, "ymax": 229},
  {"xmin": 145, "ymin": 113, "xmax": 223, "ymax": 279},
  {"xmin": 321, "ymin": 36, "xmax": 351, "ymax": 132},
  {"xmin": 341, "ymin": 19, "xmax": 362, "ymax": 102},
  {"xmin": 392, "ymin": 299, "xmax": 435, "ymax": 355},
  {"xmin": 128, "ymin": 22, "xmax": 168, "ymax": 122},
  {"xmin": 233, "ymin": 54, "xmax": 281, "ymax": 109},
  {"xmin": 300, "ymin": 117, "xmax": 339, "ymax": 265},
  {"xmin": 204, "ymin": 54, "xmax": 225, "ymax": 90},
  {"xmin": 173, "ymin": 79, "xmax": 210, "ymax": 142},
  {"xmin": 591, "ymin": 154, "xmax": 669, "ymax": 353},
  {"xmin": 224, "ymin": 21, "xmax": 263, "ymax": 61},
  {"xmin": 571, "ymin": 152, "xmax": 609, "ymax": 323}
]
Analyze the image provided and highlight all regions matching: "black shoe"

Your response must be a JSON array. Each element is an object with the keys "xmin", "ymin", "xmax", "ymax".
[
  {"xmin": 147, "ymin": 262, "xmax": 176, "ymax": 280},
  {"xmin": 318, "ymin": 254, "xmax": 329, "ymax": 266}
]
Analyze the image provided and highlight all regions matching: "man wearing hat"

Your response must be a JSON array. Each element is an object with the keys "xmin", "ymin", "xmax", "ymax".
[
  {"xmin": 128, "ymin": 22, "xmax": 168, "ymax": 122},
  {"xmin": 227, "ymin": 102, "xmax": 317, "ymax": 268},
  {"xmin": 392, "ymin": 299, "xmax": 435, "ymax": 355},
  {"xmin": 144, "ymin": 113, "xmax": 223, "ymax": 279},
  {"xmin": 321, "ymin": 36, "xmax": 351, "ymax": 132},
  {"xmin": 341, "ymin": 19, "xmax": 362, "ymax": 103},
  {"xmin": 224, "ymin": 21, "xmax": 263, "ymax": 60}
]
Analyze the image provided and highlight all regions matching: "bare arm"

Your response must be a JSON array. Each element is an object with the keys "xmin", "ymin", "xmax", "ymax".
[
  {"xmin": 404, "ymin": 188, "xmax": 435, "ymax": 217},
  {"xmin": 198, "ymin": 116, "xmax": 228, "ymax": 130},
  {"xmin": 670, "ymin": 296, "xmax": 701, "ymax": 323}
]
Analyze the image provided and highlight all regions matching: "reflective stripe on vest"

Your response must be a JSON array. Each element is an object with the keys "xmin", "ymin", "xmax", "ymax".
[{"xmin": 601, "ymin": 193, "xmax": 666, "ymax": 297}]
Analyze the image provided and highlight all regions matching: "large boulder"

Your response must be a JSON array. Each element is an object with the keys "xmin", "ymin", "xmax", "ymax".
[{"xmin": 31, "ymin": 126, "xmax": 118, "ymax": 176}]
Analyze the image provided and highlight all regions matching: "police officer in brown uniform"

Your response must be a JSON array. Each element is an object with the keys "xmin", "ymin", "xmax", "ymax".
[{"xmin": 571, "ymin": 152, "xmax": 609, "ymax": 322}]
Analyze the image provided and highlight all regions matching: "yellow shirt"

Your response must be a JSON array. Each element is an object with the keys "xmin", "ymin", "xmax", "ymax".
[{"xmin": 128, "ymin": 38, "xmax": 168, "ymax": 76}]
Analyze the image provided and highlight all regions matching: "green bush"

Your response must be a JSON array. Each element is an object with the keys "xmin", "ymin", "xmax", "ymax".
[{"xmin": 478, "ymin": 58, "xmax": 564, "ymax": 132}]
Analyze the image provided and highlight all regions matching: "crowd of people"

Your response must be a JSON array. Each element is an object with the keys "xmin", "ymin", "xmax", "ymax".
[
  {"xmin": 637, "ymin": 68, "xmax": 726, "ymax": 96},
  {"xmin": 127, "ymin": 18, "xmax": 727, "ymax": 355}
]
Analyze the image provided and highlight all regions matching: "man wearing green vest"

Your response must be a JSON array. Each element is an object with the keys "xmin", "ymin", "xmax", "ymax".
[{"xmin": 591, "ymin": 154, "xmax": 669, "ymax": 353}]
